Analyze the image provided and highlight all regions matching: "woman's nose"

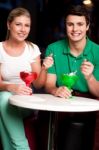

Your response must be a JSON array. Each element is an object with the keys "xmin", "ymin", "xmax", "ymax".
[{"xmin": 21, "ymin": 25, "xmax": 26, "ymax": 31}]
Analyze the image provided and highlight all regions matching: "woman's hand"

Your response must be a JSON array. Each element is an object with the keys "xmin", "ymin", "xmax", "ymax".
[
  {"xmin": 8, "ymin": 84, "xmax": 32, "ymax": 95},
  {"xmin": 42, "ymin": 54, "xmax": 54, "ymax": 69},
  {"xmin": 81, "ymin": 59, "xmax": 94, "ymax": 80},
  {"xmin": 54, "ymin": 86, "xmax": 72, "ymax": 98}
]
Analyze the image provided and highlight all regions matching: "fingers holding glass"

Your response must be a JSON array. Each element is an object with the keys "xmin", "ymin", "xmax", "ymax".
[{"xmin": 55, "ymin": 86, "xmax": 72, "ymax": 98}]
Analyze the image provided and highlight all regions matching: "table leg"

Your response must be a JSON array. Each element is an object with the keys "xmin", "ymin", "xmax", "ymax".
[
  {"xmin": 47, "ymin": 112, "xmax": 58, "ymax": 150},
  {"xmin": 47, "ymin": 112, "xmax": 54, "ymax": 150}
]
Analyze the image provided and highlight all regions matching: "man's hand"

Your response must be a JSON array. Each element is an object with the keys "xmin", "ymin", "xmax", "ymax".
[
  {"xmin": 81, "ymin": 59, "xmax": 94, "ymax": 80},
  {"xmin": 42, "ymin": 54, "xmax": 54, "ymax": 69},
  {"xmin": 54, "ymin": 86, "xmax": 72, "ymax": 98}
]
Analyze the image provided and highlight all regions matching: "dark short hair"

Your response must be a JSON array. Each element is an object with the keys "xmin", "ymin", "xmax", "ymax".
[{"xmin": 65, "ymin": 5, "xmax": 90, "ymax": 25}]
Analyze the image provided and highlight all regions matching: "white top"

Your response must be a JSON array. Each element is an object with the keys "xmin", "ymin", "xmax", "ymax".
[
  {"xmin": 9, "ymin": 94, "xmax": 99, "ymax": 112},
  {"xmin": 0, "ymin": 42, "xmax": 41, "ymax": 84}
]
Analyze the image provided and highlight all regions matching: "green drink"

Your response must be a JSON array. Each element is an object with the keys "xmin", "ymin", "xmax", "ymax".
[{"xmin": 61, "ymin": 72, "xmax": 78, "ymax": 90}]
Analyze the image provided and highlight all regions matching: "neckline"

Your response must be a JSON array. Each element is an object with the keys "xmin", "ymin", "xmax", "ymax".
[{"xmin": 1, "ymin": 42, "xmax": 27, "ymax": 58}]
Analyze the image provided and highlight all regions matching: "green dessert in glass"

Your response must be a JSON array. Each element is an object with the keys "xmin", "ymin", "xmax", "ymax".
[{"xmin": 61, "ymin": 72, "xmax": 78, "ymax": 90}]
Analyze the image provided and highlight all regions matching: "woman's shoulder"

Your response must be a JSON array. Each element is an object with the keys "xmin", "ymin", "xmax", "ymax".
[
  {"xmin": 0, "ymin": 41, "xmax": 3, "ymax": 46},
  {"xmin": 0, "ymin": 42, "xmax": 4, "ymax": 52},
  {"xmin": 26, "ymin": 41, "xmax": 39, "ymax": 50},
  {"xmin": 25, "ymin": 41, "xmax": 41, "ymax": 56}
]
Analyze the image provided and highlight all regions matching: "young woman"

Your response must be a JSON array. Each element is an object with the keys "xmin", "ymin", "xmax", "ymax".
[{"xmin": 0, "ymin": 7, "xmax": 53, "ymax": 150}]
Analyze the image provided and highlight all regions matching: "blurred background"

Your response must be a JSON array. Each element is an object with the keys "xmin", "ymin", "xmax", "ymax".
[{"xmin": 0, "ymin": 0, "xmax": 99, "ymax": 55}]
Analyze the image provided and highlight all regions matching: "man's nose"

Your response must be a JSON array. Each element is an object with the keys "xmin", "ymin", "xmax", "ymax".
[{"xmin": 73, "ymin": 24, "xmax": 78, "ymax": 31}]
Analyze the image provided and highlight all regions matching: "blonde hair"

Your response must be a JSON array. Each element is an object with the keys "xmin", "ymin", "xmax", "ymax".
[{"xmin": 6, "ymin": 7, "xmax": 31, "ymax": 39}]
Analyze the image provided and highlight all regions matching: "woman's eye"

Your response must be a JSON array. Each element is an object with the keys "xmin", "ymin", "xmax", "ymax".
[
  {"xmin": 16, "ymin": 23, "xmax": 21, "ymax": 26},
  {"xmin": 25, "ymin": 24, "xmax": 30, "ymax": 27}
]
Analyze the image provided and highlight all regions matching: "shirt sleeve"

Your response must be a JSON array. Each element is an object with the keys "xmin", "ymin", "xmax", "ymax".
[
  {"xmin": 0, "ymin": 43, "xmax": 3, "ymax": 63},
  {"xmin": 29, "ymin": 43, "xmax": 41, "ymax": 63},
  {"xmin": 0, "ymin": 54, "xmax": 2, "ymax": 63}
]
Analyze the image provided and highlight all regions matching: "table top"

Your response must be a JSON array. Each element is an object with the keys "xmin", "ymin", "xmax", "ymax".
[{"xmin": 9, "ymin": 94, "xmax": 99, "ymax": 112}]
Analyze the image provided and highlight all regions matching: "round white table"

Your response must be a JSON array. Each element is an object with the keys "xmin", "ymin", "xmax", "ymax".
[
  {"xmin": 9, "ymin": 94, "xmax": 99, "ymax": 112},
  {"xmin": 9, "ymin": 94, "xmax": 99, "ymax": 150}
]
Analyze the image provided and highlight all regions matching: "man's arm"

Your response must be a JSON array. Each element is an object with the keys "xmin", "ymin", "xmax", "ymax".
[
  {"xmin": 81, "ymin": 59, "xmax": 99, "ymax": 97},
  {"xmin": 45, "ymin": 73, "xmax": 72, "ymax": 98}
]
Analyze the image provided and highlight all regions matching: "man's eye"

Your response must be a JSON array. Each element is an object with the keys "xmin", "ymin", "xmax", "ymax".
[
  {"xmin": 66, "ymin": 23, "xmax": 73, "ymax": 26},
  {"xmin": 78, "ymin": 23, "xmax": 84, "ymax": 26}
]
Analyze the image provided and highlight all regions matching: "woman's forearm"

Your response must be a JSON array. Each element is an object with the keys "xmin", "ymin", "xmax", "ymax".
[{"xmin": 0, "ymin": 83, "xmax": 13, "ymax": 91}]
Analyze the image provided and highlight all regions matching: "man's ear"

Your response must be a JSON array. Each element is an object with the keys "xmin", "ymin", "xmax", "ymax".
[{"xmin": 86, "ymin": 23, "xmax": 90, "ymax": 31}]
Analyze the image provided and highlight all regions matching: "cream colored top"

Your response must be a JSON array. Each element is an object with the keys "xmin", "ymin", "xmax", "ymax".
[{"xmin": 0, "ymin": 42, "xmax": 41, "ymax": 84}]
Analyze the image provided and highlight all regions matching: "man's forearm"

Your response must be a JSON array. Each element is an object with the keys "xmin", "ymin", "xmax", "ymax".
[
  {"xmin": 45, "ymin": 86, "xmax": 58, "ymax": 95},
  {"xmin": 86, "ymin": 75, "xmax": 99, "ymax": 97}
]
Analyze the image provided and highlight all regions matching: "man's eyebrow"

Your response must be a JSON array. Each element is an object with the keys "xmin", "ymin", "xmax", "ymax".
[{"xmin": 66, "ymin": 21, "xmax": 85, "ymax": 23}]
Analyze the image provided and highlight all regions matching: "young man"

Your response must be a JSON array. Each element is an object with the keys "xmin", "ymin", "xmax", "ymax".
[{"xmin": 45, "ymin": 5, "xmax": 99, "ymax": 150}]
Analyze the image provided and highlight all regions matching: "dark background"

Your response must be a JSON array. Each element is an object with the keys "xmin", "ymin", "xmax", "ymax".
[{"xmin": 0, "ymin": 0, "xmax": 99, "ymax": 54}]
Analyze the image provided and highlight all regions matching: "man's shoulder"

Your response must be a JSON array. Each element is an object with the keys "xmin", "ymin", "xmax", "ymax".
[
  {"xmin": 87, "ymin": 39, "xmax": 99, "ymax": 58},
  {"xmin": 88, "ymin": 38, "xmax": 99, "ymax": 48},
  {"xmin": 48, "ymin": 38, "xmax": 67, "ymax": 48}
]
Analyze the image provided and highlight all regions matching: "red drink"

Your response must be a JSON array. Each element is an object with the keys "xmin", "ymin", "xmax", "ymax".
[{"xmin": 20, "ymin": 71, "xmax": 37, "ymax": 87}]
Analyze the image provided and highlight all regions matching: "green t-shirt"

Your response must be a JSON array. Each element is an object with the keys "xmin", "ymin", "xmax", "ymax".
[{"xmin": 45, "ymin": 38, "xmax": 99, "ymax": 92}]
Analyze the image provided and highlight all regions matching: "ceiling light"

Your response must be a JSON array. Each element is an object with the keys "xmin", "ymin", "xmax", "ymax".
[{"xmin": 83, "ymin": 0, "xmax": 92, "ymax": 5}]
